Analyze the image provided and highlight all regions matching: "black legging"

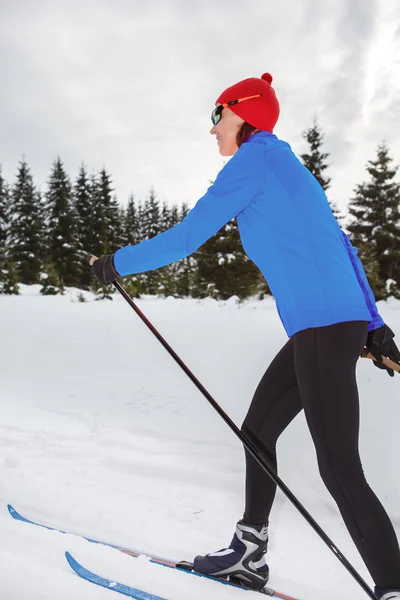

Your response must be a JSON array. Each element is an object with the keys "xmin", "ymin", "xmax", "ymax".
[{"xmin": 241, "ymin": 320, "xmax": 400, "ymax": 589}]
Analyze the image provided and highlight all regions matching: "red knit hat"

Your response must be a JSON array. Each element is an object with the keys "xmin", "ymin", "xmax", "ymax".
[{"xmin": 216, "ymin": 73, "xmax": 280, "ymax": 133}]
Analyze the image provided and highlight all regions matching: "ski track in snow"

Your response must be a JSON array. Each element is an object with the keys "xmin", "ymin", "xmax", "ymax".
[{"xmin": 0, "ymin": 285, "xmax": 399, "ymax": 599}]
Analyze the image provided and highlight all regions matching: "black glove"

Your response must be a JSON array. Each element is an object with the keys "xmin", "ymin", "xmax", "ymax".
[
  {"xmin": 365, "ymin": 324, "xmax": 400, "ymax": 377},
  {"xmin": 91, "ymin": 254, "xmax": 120, "ymax": 285}
]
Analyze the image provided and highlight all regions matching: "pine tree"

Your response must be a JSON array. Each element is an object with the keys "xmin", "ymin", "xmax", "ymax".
[
  {"xmin": 44, "ymin": 157, "xmax": 80, "ymax": 289},
  {"xmin": 85, "ymin": 172, "xmax": 110, "ymax": 298},
  {"xmin": 73, "ymin": 164, "xmax": 93, "ymax": 289},
  {"xmin": 87, "ymin": 172, "xmax": 104, "ymax": 258},
  {"xmin": 190, "ymin": 223, "xmax": 225, "ymax": 299},
  {"xmin": 94, "ymin": 282, "xmax": 114, "ymax": 301},
  {"xmin": 0, "ymin": 166, "xmax": 9, "ymax": 260},
  {"xmin": 120, "ymin": 194, "xmax": 144, "ymax": 297},
  {"xmin": 119, "ymin": 276, "xmax": 141, "ymax": 299},
  {"xmin": 347, "ymin": 143, "xmax": 400, "ymax": 300},
  {"xmin": 157, "ymin": 202, "xmax": 183, "ymax": 297},
  {"xmin": 0, "ymin": 261, "xmax": 19, "ymax": 295},
  {"xmin": 9, "ymin": 159, "xmax": 44, "ymax": 285},
  {"xmin": 89, "ymin": 169, "xmax": 121, "ymax": 299},
  {"xmin": 141, "ymin": 189, "xmax": 161, "ymax": 240},
  {"xmin": 98, "ymin": 168, "xmax": 121, "ymax": 252},
  {"xmin": 217, "ymin": 218, "xmax": 263, "ymax": 300},
  {"xmin": 301, "ymin": 120, "xmax": 331, "ymax": 190},
  {"xmin": 192, "ymin": 217, "xmax": 261, "ymax": 301},
  {"xmin": 176, "ymin": 203, "xmax": 196, "ymax": 297},
  {"xmin": 301, "ymin": 119, "xmax": 343, "ymax": 223},
  {"xmin": 352, "ymin": 241, "xmax": 381, "ymax": 295},
  {"xmin": 40, "ymin": 263, "xmax": 63, "ymax": 295},
  {"xmin": 89, "ymin": 168, "xmax": 121, "ymax": 256},
  {"xmin": 118, "ymin": 205, "xmax": 127, "ymax": 247},
  {"xmin": 170, "ymin": 204, "xmax": 179, "ymax": 227},
  {"xmin": 0, "ymin": 168, "xmax": 20, "ymax": 295},
  {"xmin": 125, "ymin": 194, "xmax": 140, "ymax": 246},
  {"xmin": 140, "ymin": 189, "xmax": 161, "ymax": 294},
  {"xmin": 189, "ymin": 177, "xmax": 261, "ymax": 301},
  {"xmin": 160, "ymin": 202, "xmax": 170, "ymax": 231},
  {"xmin": 132, "ymin": 199, "xmax": 144, "ymax": 244}
]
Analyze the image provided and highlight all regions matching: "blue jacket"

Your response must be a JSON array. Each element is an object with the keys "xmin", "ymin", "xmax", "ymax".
[{"xmin": 114, "ymin": 131, "xmax": 383, "ymax": 337}]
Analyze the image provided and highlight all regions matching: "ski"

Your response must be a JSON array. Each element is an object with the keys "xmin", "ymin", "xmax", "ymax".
[
  {"xmin": 8, "ymin": 504, "xmax": 300, "ymax": 599},
  {"xmin": 66, "ymin": 552, "xmax": 167, "ymax": 600},
  {"xmin": 66, "ymin": 552, "xmax": 291, "ymax": 599},
  {"xmin": 8, "ymin": 504, "xmax": 176, "ymax": 562}
]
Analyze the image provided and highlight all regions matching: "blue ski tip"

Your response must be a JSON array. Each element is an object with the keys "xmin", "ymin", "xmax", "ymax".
[
  {"xmin": 65, "ymin": 552, "xmax": 168, "ymax": 600},
  {"xmin": 65, "ymin": 551, "xmax": 82, "ymax": 572},
  {"xmin": 8, "ymin": 504, "xmax": 66, "ymax": 533},
  {"xmin": 7, "ymin": 505, "xmax": 25, "ymax": 520}
]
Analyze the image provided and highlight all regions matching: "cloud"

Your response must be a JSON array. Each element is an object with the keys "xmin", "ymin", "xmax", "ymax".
[{"xmin": 0, "ymin": 0, "xmax": 399, "ymax": 215}]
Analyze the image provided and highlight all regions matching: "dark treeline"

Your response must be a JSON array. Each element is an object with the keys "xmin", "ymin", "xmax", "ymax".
[{"xmin": 1, "ymin": 120, "xmax": 399, "ymax": 302}]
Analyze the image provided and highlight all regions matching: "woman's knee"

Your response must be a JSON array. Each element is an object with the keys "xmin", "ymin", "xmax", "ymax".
[
  {"xmin": 241, "ymin": 418, "xmax": 257, "ymax": 441},
  {"xmin": 318, "ymin": 459, "xmax": 367, "ymax": 498}
]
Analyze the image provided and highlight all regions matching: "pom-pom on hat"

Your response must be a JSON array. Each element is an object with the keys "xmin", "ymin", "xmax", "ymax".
[{"xmin": 216, "ymin": 73, "xmax": 280, "ymax": 133}]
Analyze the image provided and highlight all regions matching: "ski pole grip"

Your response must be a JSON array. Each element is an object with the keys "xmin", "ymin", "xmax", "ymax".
[{"xmin": 361, "ymin": 349, "xmax": 400, "ymax": 373}]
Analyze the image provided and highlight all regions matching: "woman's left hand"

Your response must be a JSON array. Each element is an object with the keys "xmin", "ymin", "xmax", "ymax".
[{"xmin": 365, "ymin": 324, "xmax": 400, "ymax": 377}]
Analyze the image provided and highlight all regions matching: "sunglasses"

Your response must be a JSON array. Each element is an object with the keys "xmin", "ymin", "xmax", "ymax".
[{"xmin": 211, "ymin": 94, "xmax": 263, "ymax": 126}]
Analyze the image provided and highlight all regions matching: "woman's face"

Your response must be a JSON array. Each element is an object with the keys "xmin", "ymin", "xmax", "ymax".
[{"xmin": 210, "ymin": 107, "xmax": 245, "ymax": 157}]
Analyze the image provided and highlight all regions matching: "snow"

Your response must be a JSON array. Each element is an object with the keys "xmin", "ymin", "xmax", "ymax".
[
  {"xmin": 0, "ymin": 287, "xmax": 399, "ymax": 600},
  {"xmin": 218, "ymin": 253, "xmax": 236, "ymax": 265}
]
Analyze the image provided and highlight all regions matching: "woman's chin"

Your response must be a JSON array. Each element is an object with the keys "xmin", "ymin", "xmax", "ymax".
[{"xmin": 218, "ymin": 146, "xmax": 235, "ymax": 157}]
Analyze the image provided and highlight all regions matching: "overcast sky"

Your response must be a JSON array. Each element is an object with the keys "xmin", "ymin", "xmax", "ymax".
[{"xmin": 0, "ymin": 0, "xmax": 399, "ymax": 218}]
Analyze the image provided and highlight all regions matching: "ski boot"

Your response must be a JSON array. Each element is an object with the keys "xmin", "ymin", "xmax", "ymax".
[
  {"xmin": 193, "ymin": 519, "xmax": 269, "ymax": 591},
  {"xmin": 376, "ymin": 590, "xmax": 400, "ymax": 600}
]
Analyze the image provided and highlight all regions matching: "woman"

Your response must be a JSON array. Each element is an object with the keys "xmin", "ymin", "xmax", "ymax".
[{"xmin": 91, "ymin": 73, "xmax": 400, "ymax": 599}]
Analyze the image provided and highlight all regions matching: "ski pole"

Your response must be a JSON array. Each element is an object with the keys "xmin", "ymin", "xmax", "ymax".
[
  {"xmin": 361, "ymin": 349, "xmax": 400, "ymax": 373},
  {"xmin": 110, "ymin": 279, "xmax": 378, "ymax": 600}
]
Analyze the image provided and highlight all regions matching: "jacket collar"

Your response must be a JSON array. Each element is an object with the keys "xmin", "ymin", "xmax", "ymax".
[{"xmin": 247, "ymin": 130, "xmax": 276, "ymax": 142}]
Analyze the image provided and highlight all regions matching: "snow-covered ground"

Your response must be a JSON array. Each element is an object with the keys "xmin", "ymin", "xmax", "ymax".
[{"xmin": 0, "ymin": 286, "xmax": 399, "ymax": 600}]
